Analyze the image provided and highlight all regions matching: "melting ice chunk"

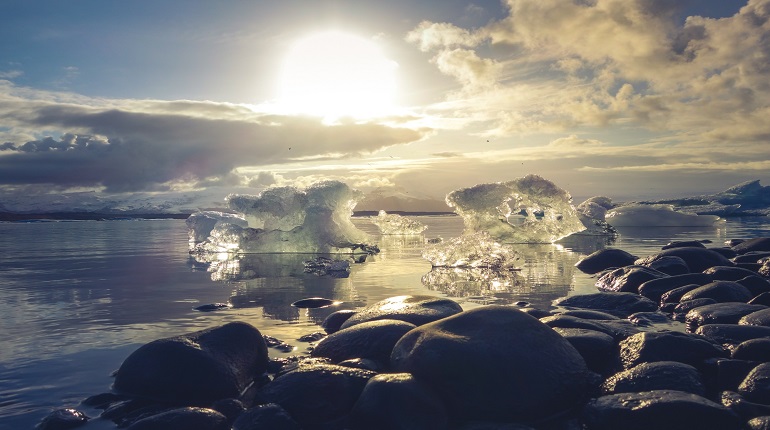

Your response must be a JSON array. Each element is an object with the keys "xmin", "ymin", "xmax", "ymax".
[
  {"xmin": 446, "ymin": 174, "xmax": 586, "ymax": 243},
  {"xmin": 605, "ymin": 204, "xmax": 721, "ymax": 227},
  {"xmin": 185, "ymin": 211, "xmax": 248, "ymax": 249},
  {"xmin": 370, "ymin": 210, "xmax": 428, "ymax": 235},
  {"xmin": 189, "ymin": 180, "xmax": 378, "ymax": 254},
  {"xmin": 575, "ymin": 196, "xmax": 618, "ymax": 235}
]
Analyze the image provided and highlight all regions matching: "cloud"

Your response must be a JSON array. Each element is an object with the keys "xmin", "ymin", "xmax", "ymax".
[{"xmin": 0, "ymin": 84, "xmax": 426, "ymax": 192}]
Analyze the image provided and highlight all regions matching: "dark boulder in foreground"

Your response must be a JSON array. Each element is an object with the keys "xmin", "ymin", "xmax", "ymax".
[
  {"xmin": 340, "ymin": 295, "xmax": 462, "ymax": 329},
  {"xmin": 595, "ymin": 266, "xmax": 667, "ymax": 294},
  {"xmin": 740, "ymin": 363, "xmax": 770, "ymax": 405},
  {"xmin": 638, "ymin": 273, "xmax": 712, "ymax": 302},
  {"xmin": 635, "ymin": 247, "xmax": 734, "ymax": 273},
  {"xmin": 575, "ymin": 248, "xmax": 637, "ymax": 274},
  {"xmin": 113, "ymin": 322, "xmax": 268, "ymax": 405},
  {"xmin": 390, "ymin": 306, "xmax": 591, "ymax": 424},
  {"xmin": 37, "ymin": 408, "xmax": 90, "ymax": 430},
  {"xmin": 231, "ymin": 403, "xmax": 301, "ymax": 430},
  {"xmin": 257, "ymin": 363, "xmax": 375, "ymax": 428},
  {"xmin": 554, "ymin": 292, "xmax": 658, "ymax": 317},
  {"xmin": 619, "ymin": 331, "xmax": 727, "ymax": 369},
  {"xmin": 685, "ymin": 302, "xmax": 768, "ymax": 329},
  {"xmin": 680, "ymin": 281, "xmax": 754, "ymax": 303},
  {"xmin": 125, "ymin": 407, "xmax": 228, "ymax": 430},
  {"xmin": 310, "ymin": 319, "xmax": 416, "ymax": 366},
  {"xmin": 348, "ymin": 373, "xmax": 448, "ymax": 430},
  {"xmin": 733, "ymin": 238, "xmax": 770, "ymax": 254},
  {"xmin": 696, "ymin": 324, "xmax": 770, "ymax": 345},
  {"xmin": 733, "ymin": 338, "xmax": 770, "ymax": 361},
  {"xmin": 583, "ymin": 390, "xmax": 740, "ymax": 430}
]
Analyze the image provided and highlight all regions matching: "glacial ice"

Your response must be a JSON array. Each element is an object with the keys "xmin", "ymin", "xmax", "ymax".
[
  {"xmin": 189, "ymin": 180, "xmax": 378, "ymax": 254},
  {"xmin": 421, "ymin": 231, "xmax": 519, "ymax": 269},
  {"xmin": 575, "ymin": 197, "xmax": 617, "ymax": 236},
  {"xmin": 605, "ymin": 204, "xmax": 721, "ymax": 227},
  {"xmin": 369, "ymin": 210, "xmax": 428, "ymax": 235},
  {"xmin": 185, "ymin": 211, "xmax": 248, "ymax": 247},
  {"xmin": 445, "ymin": 174, "xmax": 586, "ymax": 243}
]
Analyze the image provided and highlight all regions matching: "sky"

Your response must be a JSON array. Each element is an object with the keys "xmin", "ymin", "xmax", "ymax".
[{"xmin": 0, "ymin": 0, "xmax": 767, "ymax": 208}]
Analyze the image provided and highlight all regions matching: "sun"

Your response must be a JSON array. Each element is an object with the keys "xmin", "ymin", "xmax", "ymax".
[{"xmin": 277, "ymin": 31, "xmax": 398, "ymax": 120}]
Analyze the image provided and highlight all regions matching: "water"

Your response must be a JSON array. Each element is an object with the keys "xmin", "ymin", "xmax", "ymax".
[{"xmin": 1, "ymin": 216, "xmax": 770, "ymax": 429}]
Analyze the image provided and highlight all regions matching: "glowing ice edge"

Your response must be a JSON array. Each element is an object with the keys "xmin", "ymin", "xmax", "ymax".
[
  {"xmin": 370, "ymin": 210, "xmax": 428, "ymax": 235},
  {"xmin": 188, "ymin": 181, "xmax": 377, "ymax": 254}
]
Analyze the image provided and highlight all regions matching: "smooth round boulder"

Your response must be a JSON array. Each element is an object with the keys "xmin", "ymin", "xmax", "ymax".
[
  {"xmin": 638, "ymin": 273, "xmax": 712, "ymax": 302},
  {"xmin": 595, "ymin": 266, "xmax": 667, "ymax": 294},
  {"xmin": 113, "ymin": 322, "xmax": 269, "ymax": 405},
  {"xmin": 734, "ymin": 339, "xmax": 770, "ymax": 361},
  {"xmin": 660, "ymin": 284, "xmax": 701, "ymax": 304},
  {"xmin": 696, "ymin": 324, "xmax": 770, "ymax": 345},
  {"xmin": 740, "ymin": 276, "xmax": 770, "ymax": 296},
  {"xmin": 321, "ymin": 310, "xmax": 357, "ymax": 334},
  {"xmin": 685, "ymin": 303, "xmax": 768, "ymax": 330},
  {"xmin": 231, "ymin": 403, "xmax": 301, "ymax": 430},
  {"xmin": 741, "ymin": 308, "xmax": 770, "ymax": 326},
  {"xmin": 672, "ymin": 298, "xmax": 717, "ymax": 321},
  {"xmin": 663, "ymin": 240, "xmax": 707, "ymax": 250},
  {"xmin": 348, "ymin": 373, "xmax": 448, "ymax": 430},
  {"xmin": 554, "ymin": 292, "xmax": 658, "ymax": 318},
  {"xmin": 748, "ymin": 416, "xmax": 770, "ymax": 430},
  {"xmin": 37, "ymin": 408, "xmax": 90, "ymax": 430},
  {"xmin": 310, "ymin": 319, "xmax": 416, "ymax": 366},
  {"xmin": 553, "ymin": 327, "xmax": 617, "ymax": 374},
  {"xmin": 706, "ymin": 266, "xmax": 762, "ymax": 281},
  {"xmin": 636, "ymin": 247, "xmax": 734, "ymax": 273},
  {"xmin": 638, "ymin": 255, "xmax": 690, "ymax": 276},
  {"xmin": 583, "ymin": 390, "xmax": 740, "ymax": 430},
  {"xmin": 601, "ymin": 361, "xmax": 705, "ymax": 396},
  {"xmin": 680, "ymin": 281, "xmax": 754, "ymax": 303},
  {"xmin": 390, "ymin": 306, "xmax": 590, "ymax": 423},
  {"xmin": 575, "ymin": 248, "xmax": 637, "ymax": 274},
  {"xmin": 619, "ymin": 331, "xmax": 727, "ymax": 369},
  {"xmin": 733, "ymin": 238, "xmax": 770, "ymax": 254},
  {"xmin": 557, "ymin": 309, "xmax": 619, "ymax": 320},
  {"xmin": 340, "ymin": 295, "xmax": 462, "ymax": 329},
  {"xmin": 126, "ymin": 407, "xmax": 228, "ymax": 430},
  {"xmin": 741, "ymin": 363, "xmax": 770, "ymax": 405},
  {"xmin": 751, "ymin": 292, "xmax": 770, "ymax": 306},
  {"xmin": 257, "ymin": 363, "xmax": 376, "ymax": 427},
  {"xmin": 721, "ymin": 391, "xmax": 770, "ymax": 421}
]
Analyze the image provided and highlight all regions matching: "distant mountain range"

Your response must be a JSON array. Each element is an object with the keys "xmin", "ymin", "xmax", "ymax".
[{"xmin": 0, "ymin": 186, "xmax": 452, "ymax": 220}]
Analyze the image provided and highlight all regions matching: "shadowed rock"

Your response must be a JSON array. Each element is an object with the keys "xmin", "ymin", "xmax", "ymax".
[
  {"xmin": 125, "ymin": 407, "xmax": 228, "ymax": 430},
  {"xmin": 680, "ymin": 281, "xmax": 754, "ymax": 303},
  {"xmin": 619, "ymin": 331, "xmax": 727, "ymax": 369},
  {"xmin": 601, "ymin": 361, "xmax": 705, "ymax": 396},
  {"xmin": 638, "ymin": 273, "xmax": 712, "ymax": 302},
  {"xmin": 685, "ymin": 303, "xmax": 768, "ymax": 330},
  {"xmin": 636, "ymin": 247, "xmax": 734, "ymax": 273},
  {"xmin": 311, "ymin": 319, "xmax": 416, "ymax": 366},
  {"xmin": 340, "ymin": 295, "xmax": 462, "ymax": 329},
  {"xmin": 554, "ymin": 292, "xmax": 658, "ymax": 318},
  {"xmin": 575, "ymin": 248, "xmax": 637, "ymax": 274},
  {"xmin": 596, "ymin": 266, "xmax": 667, "ymax": 294},
  {"xmin": 696, "ymin": 324, "xmax": 770, "ymax": 345},
  {"xmin": 390, "ymin": 306, "xmax": 590, "ymax": 423}
]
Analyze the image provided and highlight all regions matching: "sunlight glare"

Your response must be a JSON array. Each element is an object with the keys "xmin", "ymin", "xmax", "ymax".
[{"xmin": 277, "ymin": 31, "xmax": 398, "ymax": 120}]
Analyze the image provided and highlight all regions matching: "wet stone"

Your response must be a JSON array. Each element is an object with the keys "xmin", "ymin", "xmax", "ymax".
[
  {"xmin": 340, "ymin": 295, "xmax": 462, "ymax": 329},
  {"xmin": 672, "ymin": 298, "xmax": 717, "ymax": 321},
  {"xmin": 705, "ymin": 266, "xmax": 762, "ymax": 281},
  {"xmin": 663, "ymin": 240, "xmax": 707, "ymax": 250},
  {"xmin": 638, "ymin": 273, "xmax": 712, "ymax": 302},
  {"xmin": 595, "ymin": 266, "xmax": 668, "ymax": 294},
  {"xmin": 583, "ymin": 390, "xmax": 740, "ymax": 430},
  {"xmin": 660, "ymin": 284, "xmax": 702, "ymax": 304},
  {"xmin": 685, "ymin": 302, "xmax": 768, "ymax": 330},
  {"xmin": 619, "ymin": 331, "xmax": 728, "ymax": 370},
  {"xmin": 739, "ymin": 276, "xmax": 770, "ymax": 296},
  {"xmin": 37, "ymin": 408, "xmax": 90, "ymax": 430},
  {"xmin": 231, "ymin": 403, "xmax": 302, "ymax": 430},
  {"xmin": 734, "ymin": 339, "xmax": 770, "ymax": 361},
  {"xmin": 636, "ymin": 247, "xmax": 735, "ymax": 273},
  {"xmin": 740, "ymin": 308, "xmax": 770, "ymax": 326},
  {"xmin": 554, "ymin": 292, "xmax": 658, "ymax": 318},
  {"xmin": 553, "ymin": 327, "xmax": 618, "ymax": 374},
  {"xmin": 721, "ymin": 391, "xmax": 770, "ymax": 422},
  {"xmin": 748, "ymin": 416, "xmax": 770, "ymax": 430},
  {"xmin": 125, "ymin": 407, "xmax": 228, "ymax": 430},
  {"xmin": 733, "ymin": 238, "xmax": 770, "ymax": 254},
  {"xmin": 321, "ymin": 309, "xmax": 357, "ymax": 334},
  {"xmin": 696, "ymin": 324, "xmax": 770, "ymax": 346},
  {"xmin": 310, "ymin": 319, "xmax": 416, "ymax": 366},
  {"xmin": 740, "ymin": 363, "xmax": 770, "ymax": 405},
  {"xmin": 680, "ymin": 281, "xmax": 754, "ymax": 303},
  {"xmin": 574, "ymin": 248, "xmax": 637, "ymax": 274},
  {"xmin": 601, "ymin": 361, "xmax": 706, "ymax": 396},
  {"xmin": 638, "ymin": 255, "xmax": 690, "ymax": 276}
]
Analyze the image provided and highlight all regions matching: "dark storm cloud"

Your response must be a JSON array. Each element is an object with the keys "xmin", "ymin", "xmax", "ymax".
[{"xmin": 0, "ymin": 103, "xmax": 424, "ymax": 192}]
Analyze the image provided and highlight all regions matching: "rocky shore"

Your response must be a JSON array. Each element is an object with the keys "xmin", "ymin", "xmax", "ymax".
[{"xmin": 38, "ymin": 237, "xmax": 770, "ymax": 430}]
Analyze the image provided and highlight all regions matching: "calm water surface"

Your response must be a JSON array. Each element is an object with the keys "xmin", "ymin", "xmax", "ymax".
[{"xmin": 2, "ymin": 215, "xmax": 770, "ymax": 429}]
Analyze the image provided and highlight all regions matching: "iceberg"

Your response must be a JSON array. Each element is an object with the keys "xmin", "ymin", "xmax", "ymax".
[
  {"xmin": 189, "ymin": 180, "xmax": 379, "ymax": 254},
  {"xmin": 422, "ymin": 231, "xmax": 519, "ymax": 269},
  {"xmin": 575, "ymin": 197, "xmax": 618, "ymax": 236},
  {"xmin": 369, "ymin": 210, "xmax": 428, "ymax": 235},
  {"xmin": 186, "ymin": 211, "xmax": 248, "ymax": 248},
  {"xmin": 605, "ymin": 204, "xmax": 721, "ymax": 227},
  {"xmin": 445, "ymin": 174, "xmax": 586, "ymax": 243}
]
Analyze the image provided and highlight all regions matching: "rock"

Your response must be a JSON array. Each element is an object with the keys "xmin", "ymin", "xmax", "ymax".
[
  {"xmin": 37, "ymin": 408, "xmax": 90, "ymax": 430},
  {"xmin": 741, "ymin": 363, "xmax": 770, "ymax": 405},
  {"xmin": 660, "ymin": 284, "xmax": 702, "ymax": 304},
  {"xmin": 685, "ymin": 303, "xmax": 768, "ymax": 330},
  {"xmin": 751, "ymin": 292, "xmax": 770, "ymax": 306},
  {"xmin": 257, "ymin": 363, "xmax": 375, "ymax": 427},
  {"xmin": 595, "ymin": 266, "xmax": 668, "ymax": 294},
  {"xmin": 748, "ymin": 416, "xmax": 770, "ymax": 430},
  {"xmin": 321, "ymin": 310, "xmax": 357, "ymax": 334},
  {"xmin": 310, "ymin": 319, "xmax": 416, "ymax": 366},
  {"xmin": 733, "ymin": 238, "xmax": 770, "ymax": 254},
  {"xmin": 557, "ymin": 309, "xmax": 619, "ymax": 320},
  {"xmin": 672, "ymin": 298, "xmax": 717, "ymax": 321},
  {"xmin": 113, "ymin": 322, "xmax": 269, "ymax": 405},
  {"xmin": 554, "ymin": 292, "xmax": 658, "ymax": 318},
  {"xmin": 705, "ymin": 266, "xmax": 761, "ymax": 281},
  {"xmin": 663, "ymin": 240, "xmax": 706, "ymax": 250},
  {"xmin": 456, "ymin": 423, "xmax": 535, "ymax": 430},
  {"xmin": 696, "ymin": 324, "xmax": 770, "ymax": 345},
  {"xmin": 340, "ymin": 295, "xmax": 462, "ymax": 329},
  {"xmin": 601, "ymin": 361, "xmax": 705, "ymax": 396},
  {"xmin": 638, "ymin": 273, "xmax": 712, "ymax": 302},
  {"xmin": 553, "ymin": 327, "xmax": 618, "ymax": 374},
  {"xmin": 348, "ymin": 373, "xmax": 448, "ymax": 430},
  {"xmin": 740, "ymin": 276, "xmax": 770, "ymax": 296},
  {"xmin": 583, "ymin": 390, "xmax": 740, "ymax": 430},
  {"xmin": 680, "ymin": 281, "xmax": 754, "ymax": 303},
  {"xmin": 734, "ymin": 339, "xmax": 770, "ymax": 361},
  {"xmin": 636, "ymin": 247, "xmax": 735, "ymax": 273},
  {"xmin": 709, "ymin": 247, "xmax": 739, "ymax": 259},
  {"xmin": 735, "ymin": 251, "xmax": 770, "ymax": 264},
  {"xmin": 575, "ymin": 248, "xmax": 637, "ymax": 274},
  {"xmin": 125, "ymin": 407, "xmax": 228, "ymax": 430},
  {"xmin": 209, "ymin": 399, "xmax": 244, "ymax": 424},
  {"xmin": 627, "ymin": 311, "xmax": 671, "ymax": 326},
  {"xmin": 721, "ymin": 391, "xmax": 770, "ymax": 421},
  {"xmin": 231, "ymin": 403, "xmax": 301, "ymax": 430},
  {"xmin": 619, "ymin": 331, "xmax": 727, "ymax": 370},
  {"xmin": 741, "ymin": 308, "xmax": 770, "ymax": 326},
  {"xmin": 638, "ymin": 255, "xmax": 690, "ymax": 276},
  {"xmin": 390, "ymin": 306, "xmax": 591, "ymax": 423}
]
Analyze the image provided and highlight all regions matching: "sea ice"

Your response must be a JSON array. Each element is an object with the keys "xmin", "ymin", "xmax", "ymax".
[
  {"xmin": 575, "ymin": 197, "xmax": 618, "ymax": 236},
  {"xmin": 421, "ymin": 231, "xmax": 519, "ymax": 269},
  {"xmin": 605, "ymin": 204, "xmax": 721, "ymax": 227},
  {"xmin": 189, "ymin": 180, "xmax": 378, "ymax": 254},
  {"xmin": 445, "ymin": 174, "xmax": 586, "ymax": 243},
  {"xmin": 185, "ymin": 211, "xmax": 248, "ymax": 248},
  {"xmin": 369, "ymin": 210, "xmax": 428, "ymax": 235}
]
